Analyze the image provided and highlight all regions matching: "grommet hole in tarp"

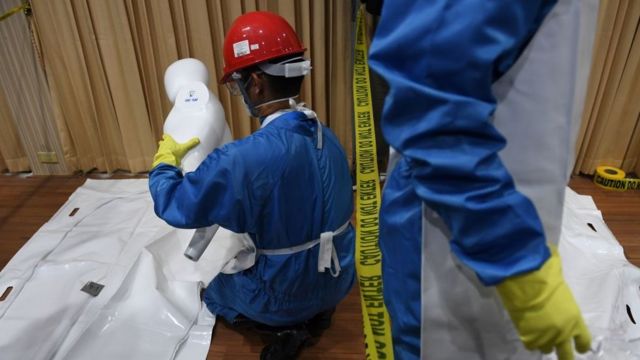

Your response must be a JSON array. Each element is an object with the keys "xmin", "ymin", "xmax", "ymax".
[
  {"xmin": 627, "ymin": 304, "xmax": 637, "ymax": 325},
  {"xmin": 0, "ymin": 286, "xmax": 13, "ymax": 301},
  {"xmin": 69, "ymin": 208, "xmax": 79, "ymax": 217},
  {"xmin": 81, "ymin": 282, "xmax": 104, "ymax": 297},
  {"xmin": 587, "ymin": 223, "xmax": 597, "ymax": 232}
]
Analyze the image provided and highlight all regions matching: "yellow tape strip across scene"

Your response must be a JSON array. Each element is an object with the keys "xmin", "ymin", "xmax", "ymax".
[
  {"xmin": 0, "ymin": 2, "xmax": 29, "ymax": 22},
  {"xmin": 353, "ymin": 6, "xmax": 394, "ymax": 360},
  {"xmin": 594, "ymin": 165, "xmax": 640, "ymax": 191}
]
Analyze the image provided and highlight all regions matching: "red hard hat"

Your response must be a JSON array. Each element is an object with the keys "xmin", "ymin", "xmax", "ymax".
[{"xmin": 221, "ymin": 11, "xmax": 306, "ymax": 83}]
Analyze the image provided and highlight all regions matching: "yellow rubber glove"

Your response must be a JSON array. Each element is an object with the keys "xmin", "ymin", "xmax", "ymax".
[
  {"xmin": 151, "ymin": 134, "xmax": 200, "ymax": 169},
  {"xmin": 497, "ymin": 246, "xmax": 591, "ymax": 360}
]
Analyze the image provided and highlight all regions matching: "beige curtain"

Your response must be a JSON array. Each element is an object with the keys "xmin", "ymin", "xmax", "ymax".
[
  {"xmin": 0, "ymin": 86, "xmax": 30, "ymax": 172},
  {"xmin": 25, "ymin": 0, "xmax": 353, "ymax": 174},
  {"xmin": 0, "ymin": 0, "xmax": 69, "ymax": 174},
  {"xmin": 574, "ymin": 0, "xmax": 640, "ymax": 175}
]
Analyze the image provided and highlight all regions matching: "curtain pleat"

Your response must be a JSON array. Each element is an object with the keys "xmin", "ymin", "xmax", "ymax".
[
  {"xmin": 328, "ymin": 0, "xmax": 353, "ymax": 165},
  {"xmin": 625, "ymin": 113, "xmax": 640, "ymax": 174},
  {"xmin": 0, "ymin": 86, "xmax": 30, "ymax": 172},
  {"xmin": 5, "ymin": 0, "xmax": 638, "ymax": 175},
  {"xmin": 0, "ymin": 0, "xmax": 69, "ymax": 174},
  {"xmin": 32, "ymin": 0, "xmax": 109, "ymax": 171},
  {"xmin": 574, "ymin": 0, "xmax": 640, "ymax": 175},
  {"xmin": 2, "ymin": 0, "xmax": 354, "ymax": 174},
  {"xmin": 310, "ymin": 0, "xmax": 328, "ymax": 126}
]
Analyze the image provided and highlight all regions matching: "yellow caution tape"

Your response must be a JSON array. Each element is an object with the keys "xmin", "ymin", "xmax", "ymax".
[
  {"xmin": 593, "ymin": 165, "xmax": 640, "ymax": 191},
  {"xmin": 353, "ymin": 6, "xmax": 394, "ymax": 360},
  {"xmin": 0, "ymin": 2, "xmax": 30, "ymax": 22}
]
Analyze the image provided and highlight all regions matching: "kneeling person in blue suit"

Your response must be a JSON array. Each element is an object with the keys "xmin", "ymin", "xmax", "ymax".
[{"xmin": 148, "ymin": 11, "xmax": 355, "ymax": 360}]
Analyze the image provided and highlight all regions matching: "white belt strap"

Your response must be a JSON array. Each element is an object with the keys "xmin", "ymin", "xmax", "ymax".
[
  {"xmin": 257, "ymin": 220, "xmax": 351, "ymax": 277},
  {"xmin": 287, "ymin": 99, "xmax": 323, "ymax": 149}
]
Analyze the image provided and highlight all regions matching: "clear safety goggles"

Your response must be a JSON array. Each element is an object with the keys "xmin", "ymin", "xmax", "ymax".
[
  {"xmin": 225, "ymin": 72, "xmax": 258, "ymax": 96},
  {"xmin": 225, "ymin": 57, "xmax": 311, "ymax": 96}
]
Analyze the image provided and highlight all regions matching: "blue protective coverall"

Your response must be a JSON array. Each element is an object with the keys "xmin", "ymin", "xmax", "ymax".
[
  {"xmin": 369, "ymin": 0, "xmax": 598, "ymax": 358},
  {"xmin": 149, "ymin": 110, "xmax": 355, "ymax": 326}
]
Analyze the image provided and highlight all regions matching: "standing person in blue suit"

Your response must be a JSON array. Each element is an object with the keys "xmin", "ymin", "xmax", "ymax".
[
  {"xmin": 148, "ymin": 11, "xmax": 355, "ymax": 360},
  {"xmin": 368, "ymin": 0, "xmax": 599, "ymax": 359}
]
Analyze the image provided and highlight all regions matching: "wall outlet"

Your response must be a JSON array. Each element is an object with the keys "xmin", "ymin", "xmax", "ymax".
[{"xmin": 37, "ymin": 151, "xmax": 58, "ymax": 164}]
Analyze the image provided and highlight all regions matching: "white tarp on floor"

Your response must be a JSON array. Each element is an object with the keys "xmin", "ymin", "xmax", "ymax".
[
  {"xmin": 0, "ymin": 179, "xmax": 248, "ymax": 360},
  {"xmin": 557, "ymin": 189, "xmax": 640, "ymax": 359},
  {"xmin": 0, "ymin": 179, "xmax": 638, "ymax": 359}
]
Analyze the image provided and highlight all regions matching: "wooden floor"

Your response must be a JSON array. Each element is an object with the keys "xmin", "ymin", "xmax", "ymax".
[{"xmin": 0, "ymin": 174, "xmax": 638, "ymax": 359}]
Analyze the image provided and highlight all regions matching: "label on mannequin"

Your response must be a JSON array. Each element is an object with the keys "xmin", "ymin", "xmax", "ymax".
[{"xmin": 175, "ymin": 82, "xmax": 209, "ymax": 112}]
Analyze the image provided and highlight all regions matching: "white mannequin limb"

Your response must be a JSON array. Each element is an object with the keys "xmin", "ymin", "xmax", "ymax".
[{"xmin": 163, "ymin": 58, "xmax": 232, "ymax": 261}]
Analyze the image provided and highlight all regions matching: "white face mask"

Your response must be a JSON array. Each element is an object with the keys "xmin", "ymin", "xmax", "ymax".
[
  {"xmin": 241, "ymin": 92, "xmax": 261, "ymax": 118},
  {"xmin": 227, "ymin": 71, "xmax": 303, "ymax": 119},
  {"xmin": 229, "ymin": 74, "xmax": 261, "ymax": 118}
]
